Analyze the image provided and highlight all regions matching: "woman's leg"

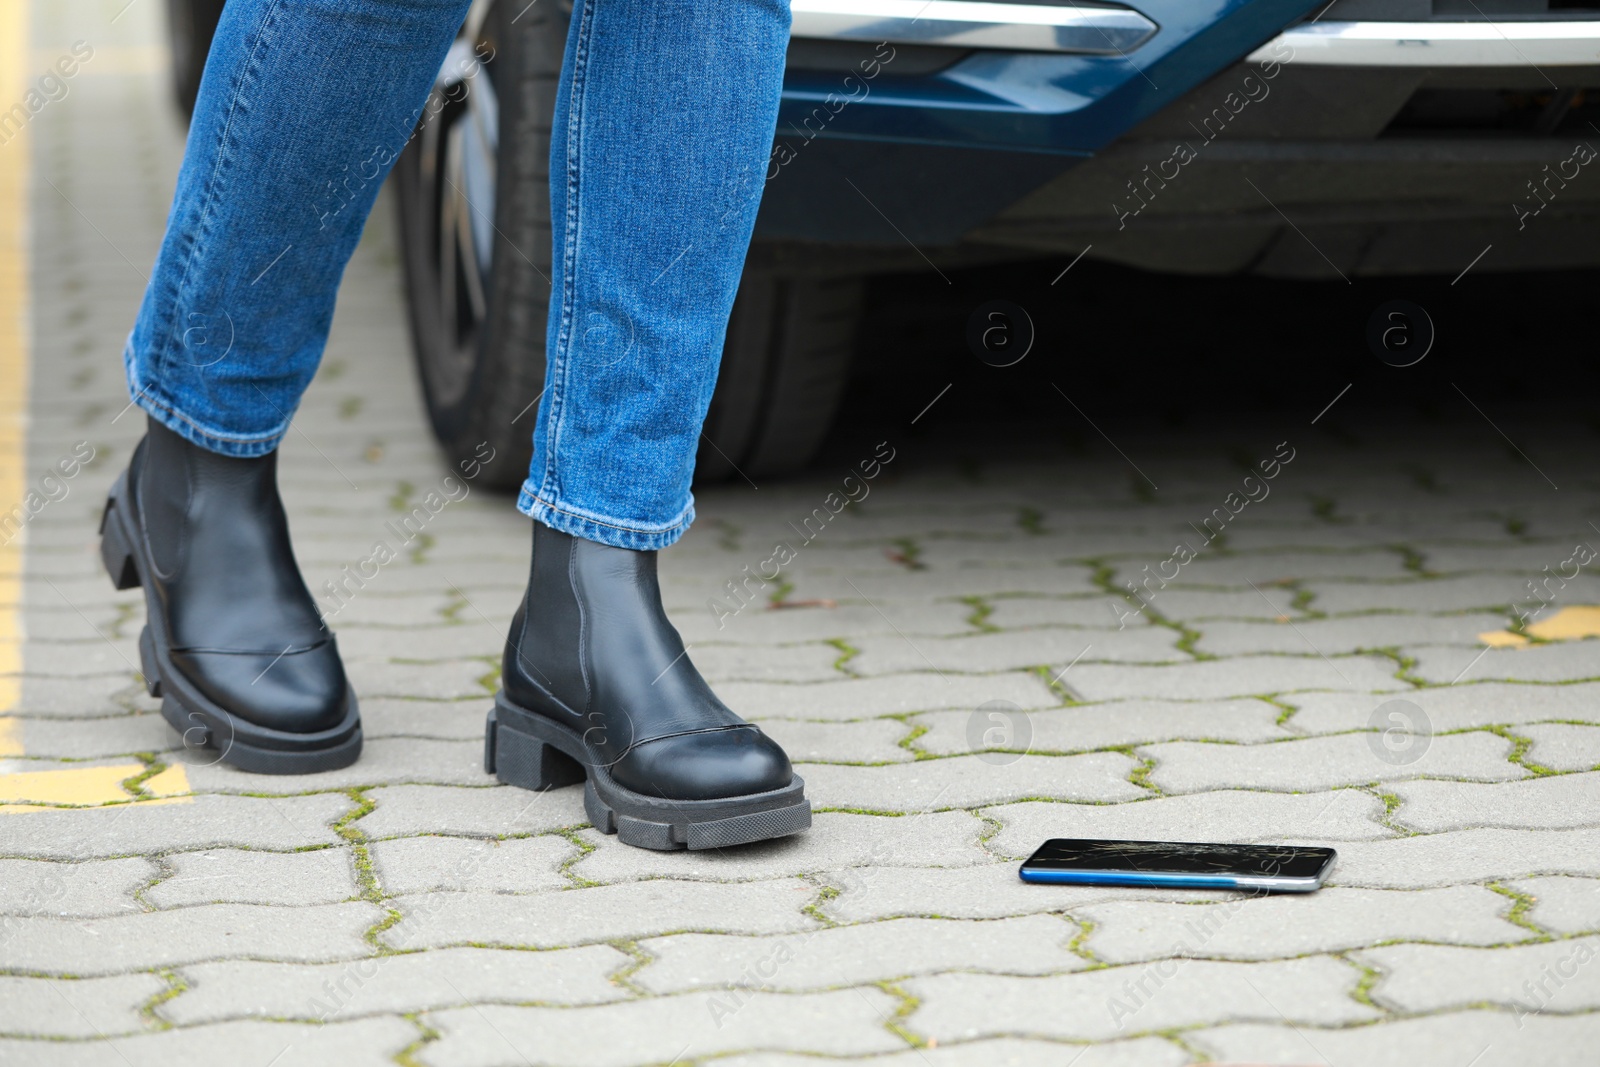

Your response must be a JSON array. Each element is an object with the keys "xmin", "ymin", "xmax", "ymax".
[
  {"xmin": 125, "ymin": 0, "xmax": 472, "ymax": 450},
  {"xmin": 522, "ymin": 0, "xmax": 792, "ymax": 549},
  {"xmin": 105, "ymin": 0, "xmax": 472, "ymax": 773},
  {"xmin": 491, "ymin": 0, "xmax": 812, "ymax": 851}
]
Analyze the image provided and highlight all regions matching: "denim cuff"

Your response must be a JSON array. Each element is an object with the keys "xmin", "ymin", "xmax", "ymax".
[
  {"xmin": 123, "ymin": 345, "xmax": 291, "ymax": 458},
  {"xmin": 517, "ymin": 484, "xmax": 694, "ymax": 551}
]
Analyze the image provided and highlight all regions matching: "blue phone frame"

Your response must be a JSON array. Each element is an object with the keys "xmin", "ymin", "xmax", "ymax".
[{"xmin": 1019, "ymin": 868, "xmax": 1262, "ymax": 890}]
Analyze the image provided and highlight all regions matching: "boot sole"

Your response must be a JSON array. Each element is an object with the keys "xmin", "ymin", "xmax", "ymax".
[
  {"xmin": 486, "ymin": 694, "xmax": 810, "ymax": 851},
  {"xmin": 100, "ymin": 472, "xmax": 363, "ymax": 775}
]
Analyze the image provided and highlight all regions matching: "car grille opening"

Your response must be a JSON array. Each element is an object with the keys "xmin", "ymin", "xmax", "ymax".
[{"xmin": 1384, "ymin": 86, "xmax": 1600, "ymax": 135}]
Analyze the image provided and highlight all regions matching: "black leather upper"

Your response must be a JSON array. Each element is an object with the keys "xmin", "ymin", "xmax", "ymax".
[
  {"xmin": 132, "ymin": 419, "xmax": 350, "ymax": 733},
  {"xmin": 504, "ymin": 522, "xmax": 793, "ymax": 801}
]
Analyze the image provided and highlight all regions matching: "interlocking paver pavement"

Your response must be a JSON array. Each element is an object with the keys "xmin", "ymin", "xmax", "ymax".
[{"xmin": 5, "ymin": 2, "xmax": 1600, "ymax": 1064}]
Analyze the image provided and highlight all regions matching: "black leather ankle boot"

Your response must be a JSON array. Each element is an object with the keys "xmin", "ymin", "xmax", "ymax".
[
  {"xmin": 99, "ymin": 418, "xmax": 361, "ymax": 773},
  {"xmin": 486, "ymin": 522, "xmax": 810, "ymax": 850}
]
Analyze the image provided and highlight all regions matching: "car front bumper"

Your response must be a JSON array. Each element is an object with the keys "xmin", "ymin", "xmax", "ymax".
[{"xmin": 757, "ymin": 3, "xmax": 1600, "ymax": 275}]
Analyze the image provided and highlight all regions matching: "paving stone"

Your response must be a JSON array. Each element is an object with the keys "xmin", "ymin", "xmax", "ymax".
[
  {"xmin": 165, "ymin": 944, "xmax": 630, "ymax": 1025},
  {"xmin": 301, "ymin": 559, "xmax": 523, "ymax": 597},
  {"xmin": 757, "ymin": 718, "xmax": 915, "ymax": 763},
  {"xmin": 850, "ymin": 626, "xmax": 1183, "ymax": 676},
  {"xmin": 1194, "ymin": 1009, "xmax": 1600, "ymax": 1067},
  {"xmin": 20, "ymin": 637, "xmax": 141, "ymax": 675},
  {"xmin": 14, "ymin": 673, "xmax": 144, "ymax": 717},
  {"xmin": 918, "ymin": 535, "xmax": 1156, "ymax": 567},
  {"xmin": 420, "ymin": 988, "xmax": 903, "ymax": 1067},
  {"xmin": 803, "ymin": 752, "xmax": 1142, "ymax": 812},
  {"xmin": 1156, "ymin": 550, "xmax": 1413, "ymax": 586},
  {"xmin": 0, "ymin": 1017, "xmax": 420, "ymax": 1067},
  {"xmin": 725, "ymin": 671, "xmax": 1058, "ymax": 721},
  {"xmin": 1360, "ymin": 936, "xmax": 1600, "ymax": 1014},
  {"xmin": 688, "ymin": 642, "xmax": 847, "ymax": 683},
  {"xmin": 1142, "ymin": 731, "xmax": 1520, "ymax": 793},
  {"xmin": 1063, "ymin": 655, "xmax": 1408, "ymax": 702},
  {"xmin": 3, "ymin": 901, "xmax": 382, "ymax": 975},
  {"xmin": 369, "ymin": 834, "xmax": 575, "ymax": 895},
  {"xmin": 783, "ymin": 565, "xmax": 1102, "ymax": 602},
  {"xmin": 387, "ymin": 879, "xmax": 818, "ymax": 951},
  {"xmin": 1109, "ymin": 587, "xmax": 1311, "ymax": 623},
  {"xmin": 986, "ymin": 790, "xmax": 1392, "ymax": 859},
  {"xmin": 570, "ymin": 810, "xmax": 987, "ymax": 884},
  {"xmin": 354, "ymin": 783, "xmax": 588, "ymax": 839},
  {"xmin": 3, "ymin": 713, "xmax": 183, "ymax": 759},
  {"xmin": 1287, "ymin": 681, "xmax": 1600, "ymax": 734},
  {"xmin": 819, "ymin": 863, "xmax": 1238, "ymax": 924},
  {"xmin": 637, "ymin": 913, "xmax": 1083, "ymax": 994},
  {"xmin": 1523, "ymin": 723, "xmax": 1600, "ymax": 771},
  {"xmin": 13, "ymin": 606, "xmax": 125, "ymax": 642},
  {"xmin": 1194, "ymin": 613, "xmax": 1508, "ymax": 656},
  {"xmin": 677, "ymin": 600, "xmax": 976, "ymax": 645},
  {"xmin": 356, "ymin": 698, "xmax": 485, "ymax": 741},
  {"xmin": 314, "ymin": 590, "xmax": 457, "ymax": 628},
  {"xmin": 333, "ymin": 623, "xmax": 503, "ymax": 662},
  {"xmin": 1419, "ymin": 541, "xmax": 1600, "ymax": 574},
  {"xmin": 1327, "ymin": 828, "xmax": 1600, "ymax": 888},
  {"xmin": 343, "ymin": 658, "xmax": 493, "ymax": 701},
  {"xmin": 0, "ymin": 856, "xmax": 151, "ymax": 917},
  {"xmin": 905, "ymin": 956, "xmax": 1374, "ymax": 1043},
  {"xmin": 1303, "ymin": 577, "xmax": 1534, "ymax": 614},
  {"xmin": 1508, "ymin": 876, "xmax": 1600, "ymax": 935},
  {"xmin": 145, "ymin": 848, "xmax": 357, "ymax": 908},
  {"xmin": 1079, "ymin": 885, "xmax": 1524, "ymax": 963},
  {"xmin": 0, "ymin": 973, "xmax": 167, "ymax": 1038},
  {"xmin": 983, "ymin": 596, "xmax": 1164, "ymax": 630},
  {"xmin": 710, "ymin": 1037, "xmax": 1192, "ymax": 1067},
  {"xmin": 1390, "ymin": 774, "xmax": 1600, "ymax": 833},
  {"xmin": 1409, "ymin": 641, "xmax": 1600, "ymax": 685},
  {"xmin": 0, "ymin": 793, "xmax": 354, "ymax": 859},
  {"xmin": 912, "ymin": 699, "xmax": 1288, "ymax": 756},
  {"xmin": 183, "ymin": 738, "xmax": 486, "ymax": 794}
]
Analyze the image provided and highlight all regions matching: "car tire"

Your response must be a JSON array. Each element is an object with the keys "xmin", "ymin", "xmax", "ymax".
[
  {"xmin": 395, "ymin": 0, "xmax": 863, "ymax": 489},
  {"xmin": 697, "ymin": 272, "xmax": 865, "ymax": 481},
  {"xmin": 165, "ymin": 0, "xmax": 226, "ymax": 119}
]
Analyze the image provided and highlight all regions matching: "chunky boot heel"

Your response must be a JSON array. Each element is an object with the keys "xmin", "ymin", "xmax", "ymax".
[
  {"xmin": 485, "ymin": 708, "xmax": 586, "ymax": 790},
  {"xmin": 492, "ymin": 523, "xmax": 811, "ymax": 851},
  {"xmin": 98, "ymin": 495, "xmax": 141, "ymax": 591},
  {"xmin": 138, "ymin": 626, "xmax": 162, "ymax": 698}
]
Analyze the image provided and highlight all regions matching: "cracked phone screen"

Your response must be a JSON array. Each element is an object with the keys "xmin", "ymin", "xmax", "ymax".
[{"xmin": 1023, "ymin": 839, "xmax": 1335, "ymax": 879}]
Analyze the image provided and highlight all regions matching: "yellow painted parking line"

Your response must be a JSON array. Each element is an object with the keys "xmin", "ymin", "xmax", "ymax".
[
  {"xmin": 0, "ymin": 2, "xmax": 30, "ymax": 720},
  {"xmin": 0, "ymin": 761, "xmax": 192, "ymax": 810},
  {"xmin": 144, "ymin": 764, "xmax": 192, "ymax": 797},
  {"xmin": 0, "ymin": 8, "xmax": 196, "ymax": 816},
  {"xmin": 1481, "ymin": 605, "xmax": 1600, "ymax": 648},
  {"xmin": 0, "ymin": 763, "xmax": 142, "ymax": 806}
]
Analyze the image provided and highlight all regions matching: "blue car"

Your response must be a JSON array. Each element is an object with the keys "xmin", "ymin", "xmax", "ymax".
[{"xmin": 167, "ymin": 0, "xmax": 1600, "ymax": 485}]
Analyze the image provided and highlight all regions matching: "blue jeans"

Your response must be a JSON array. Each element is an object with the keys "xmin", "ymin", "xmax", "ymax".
[{"xmin": 124, "ymin": 0, "xmax": 791, "ymax": 549}]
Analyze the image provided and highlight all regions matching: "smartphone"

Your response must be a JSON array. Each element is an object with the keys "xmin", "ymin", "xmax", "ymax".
[{"xmin": 1019, "ymin": 838, "xmax": 1336, "ymax": 893}]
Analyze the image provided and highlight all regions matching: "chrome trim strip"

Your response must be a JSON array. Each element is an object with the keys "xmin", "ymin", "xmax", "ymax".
[
  {"xmin": 1246, "ymin": 19, "xmax": 1600, "ymax": 67},
  {"xmin": 789, "ymin": 0, "xmax": 1158, "ymax": 55}
]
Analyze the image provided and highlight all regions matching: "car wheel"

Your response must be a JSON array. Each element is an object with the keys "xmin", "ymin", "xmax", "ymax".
[
  {"xmin": 395, "ymin": 0, "xmax": 863, "ymax": 489},
  {"xmin": 394, "ymin": 0, "xmax": 554, "ymax": 491},
  {"xmin": 166, "ymin": 0, "xmax": 227, "ymax": 119}
]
